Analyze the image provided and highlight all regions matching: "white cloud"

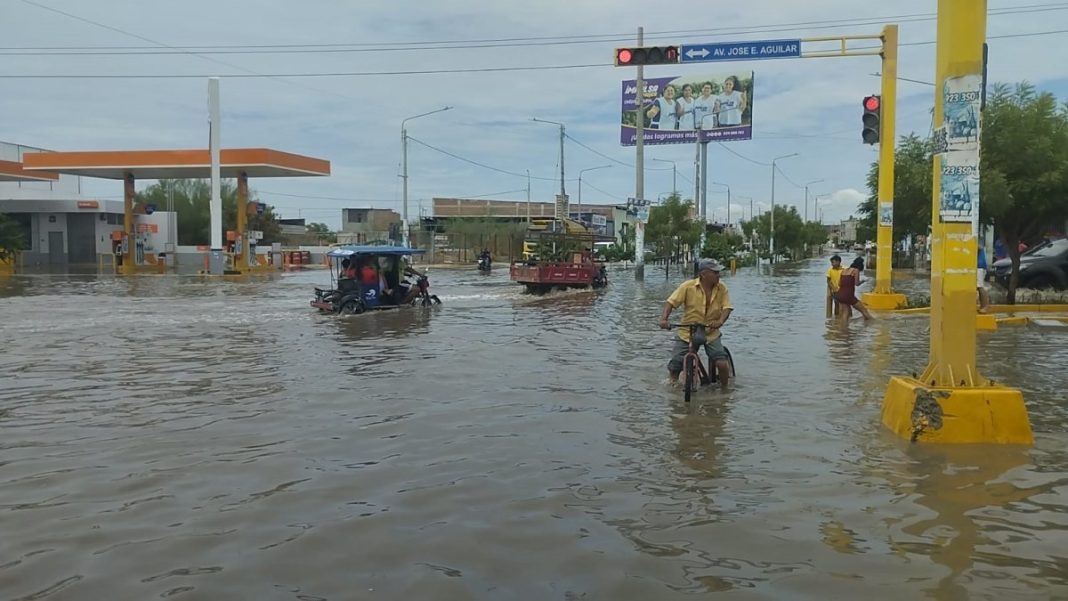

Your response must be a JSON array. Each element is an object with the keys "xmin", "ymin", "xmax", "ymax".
[{"xmin": 2, "ymin": 0, "xmax": 1066, "ymax": 228}]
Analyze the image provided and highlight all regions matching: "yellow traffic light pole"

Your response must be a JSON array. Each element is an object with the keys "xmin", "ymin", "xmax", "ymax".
[
  {"xmin": 788, "ymin": 29, "xmax": 906, "ymax": 308},
  {"xmin": 863, "ymin": 25, "xmax": 907, "ymax": 310},
  {"xmin": 880, "ymin": 0, "xmax": 1032, "ymax": 445}
]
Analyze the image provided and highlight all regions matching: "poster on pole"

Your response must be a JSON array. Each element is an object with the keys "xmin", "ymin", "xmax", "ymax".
[
  {"xmin": 878, "ymin": 202, "xmax": 893, "ymax": 227},
  {"xmin": 943, "ymin": 75, "xmax": 981, "ymax": 152},
  {"xmin": 939, "ymin": 153, "xmax": 979, "ymax": 222},
  {"xmin": 620, "ymin": 71, "xmax": 755, "ymax": 146},
  {"xmin": 938, "ymin": 74, "xmax": 982, "ymax": 223}
]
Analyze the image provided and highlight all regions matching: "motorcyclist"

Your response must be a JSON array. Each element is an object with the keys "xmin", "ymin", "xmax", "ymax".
[
  {"xmin": 388, "ymin": 257, "xmax": 427, "ymax": 305},
  {"xmin": 478, "ymin": 249, "xmax": 492, "ymax": 269}
]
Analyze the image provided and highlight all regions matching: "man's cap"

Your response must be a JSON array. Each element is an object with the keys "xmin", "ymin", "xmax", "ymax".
[{"xmin": 697, "ymin": 258, "xmax": 723, "ymax": 273}]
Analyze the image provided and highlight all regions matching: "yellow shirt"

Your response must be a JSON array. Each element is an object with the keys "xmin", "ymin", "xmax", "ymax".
[
  {"xmin": 826, "ymin": 266, "xmax": 843, "ymax": 292},
  {"xmin": 666, "ymin": 279, "xmax": 733, "ymax": 342}
]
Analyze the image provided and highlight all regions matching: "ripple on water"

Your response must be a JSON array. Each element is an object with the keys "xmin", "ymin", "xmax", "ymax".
[{"xmin": 1, "ymin": 264, "xmax": 1067, "ymax": 599}]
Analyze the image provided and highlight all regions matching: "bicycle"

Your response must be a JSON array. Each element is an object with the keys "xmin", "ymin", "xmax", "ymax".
[{"xmin": 668, "ymin": 323, "xmax": 736, "ymax": 403}]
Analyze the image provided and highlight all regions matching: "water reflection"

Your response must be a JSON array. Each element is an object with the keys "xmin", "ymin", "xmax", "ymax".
[
  {"xmin": 882, "ymin": 445, "xmax": 1045, "ymax": 600},
  {"xmin": 3, "ymin": 262, "xmax": 1068, "ymax": 600}
]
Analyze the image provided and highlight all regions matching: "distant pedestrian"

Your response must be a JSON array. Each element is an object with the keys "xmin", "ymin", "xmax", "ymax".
[
  {"xmin": 835, "ymin": 257, "xmax": 874, "ymax": 321},
  {"xmin": 977, "ymin": 244, "xmax": 991, "ymax": 314}
]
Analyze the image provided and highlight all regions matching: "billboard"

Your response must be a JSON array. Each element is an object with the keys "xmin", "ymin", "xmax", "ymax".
[{"xmin": 621, "ymin": 71, "xmax": 754, "ymax": 146}]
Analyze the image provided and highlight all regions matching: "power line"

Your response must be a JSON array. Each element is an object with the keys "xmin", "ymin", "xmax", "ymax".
[
  {"xmin": 775, "ymin": 164, "xmax": 803, "ymax": 189},
  {"xmin": 717, "ymin": 143, "xmax": 771, "ymax": 166},
  {"xmin": 0, "ymin": 63, "xmax": 610, "ymax": 78},
  {"xmin": 14, "ymin": 0, "xmax": 363, "ymax": 103},
  {"xmin": 580, "ymin": 180, "xmax": 626, "ymax": 202},
  {"xmin": 406, "ymin": 136, "xmax": 566, "ymax": 182},
  {"xmin": 4, "ymin": 3, "xmax": 1062, "ymax": 54},
  {"xmin": 564, "ymin": 133, "xmax": 674, "ymax": 171},
  {"xmin": 1, "ymin": 27, "xmax": 1064, "ymax": 78}
]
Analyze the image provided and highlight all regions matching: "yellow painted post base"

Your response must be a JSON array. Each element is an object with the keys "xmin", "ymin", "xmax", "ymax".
[
  {"xmin": 881, "ymin": 376, "xmax": 1033, "ymax": 445},
  {"xmin": 976, "ymin": 313, "xmax": 997, "ymax": 330},
  {"xmin": 0, "ymin": 257, "xmax": 13, "ymax": 275},
  {"xmin": 862, "ymin": 292, "xmax": 908, "ymax": 311}
]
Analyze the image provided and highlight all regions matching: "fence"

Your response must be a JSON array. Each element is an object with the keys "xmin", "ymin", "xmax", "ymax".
[{"xmin": 408, "ymin": 228, "xmax": 524, "ymax": 265}]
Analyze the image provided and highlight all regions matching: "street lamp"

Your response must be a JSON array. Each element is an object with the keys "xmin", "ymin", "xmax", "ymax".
[
  {"xmin": 802, "ymin": 178, "xmax": 824, "ymax": 223},
  {"xmin": 578, "ymin": 165, "xmax": 611, "ymax": 226},
  {"xmin": 531, "ymin": 118, "xmax": 566, "ymax": 199},
  {"xmin": 770, "ymin": 152, "xmax": 799, "ymax": 262},
  {"xmin": 402, "ymin": 106, "xmax": 452, "ymax": 247},
  {"xmin": 651, "ymin": 158, "xmax": 677, "ymax": 196},
  {"xmin": 711, "ymin": 181, "xmax": 730, "ymax": 225}
]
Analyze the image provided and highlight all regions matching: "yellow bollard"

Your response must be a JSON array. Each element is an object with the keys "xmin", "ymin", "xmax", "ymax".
[{"xmin": 730, "ymin": 257, "xmax": 737, "ymax": 275}]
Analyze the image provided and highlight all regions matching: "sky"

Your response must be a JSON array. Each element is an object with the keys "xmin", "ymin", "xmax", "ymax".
[{"xmin": 2, "ymin": 0, "xmax": 1067, "ymax": 229}]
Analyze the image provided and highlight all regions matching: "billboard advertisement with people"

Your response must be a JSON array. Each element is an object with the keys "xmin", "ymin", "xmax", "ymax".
[{"xmin": 620, "ymin": 71, "xmax": 754, "ymax": 146}]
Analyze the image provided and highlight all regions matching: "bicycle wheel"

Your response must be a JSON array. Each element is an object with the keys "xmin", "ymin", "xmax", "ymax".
[{"xmin": 684, "ymin": 353, "xmax": 695, "ymax": 403}]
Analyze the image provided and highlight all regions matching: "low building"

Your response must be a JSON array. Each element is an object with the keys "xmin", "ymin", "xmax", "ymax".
[
  {"xmin": 0, "ymin": 140, "xmax": 175, "ymax": 266},
  {"xmin": 430, "ymin": 197, "xmax": 635, "ymax": 246},
  {"xmin": 339, "ymin": 207, "xmax": 400, "ymax": 244}
]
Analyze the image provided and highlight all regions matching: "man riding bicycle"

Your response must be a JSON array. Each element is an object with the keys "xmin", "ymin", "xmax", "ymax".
[{"xmin": 658, "ymin": 258, "xmax": 734, "ymax": 389}]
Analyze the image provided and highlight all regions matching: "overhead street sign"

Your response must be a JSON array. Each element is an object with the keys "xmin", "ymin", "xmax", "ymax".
[{"xmin": 680, "ymin": 39, "xmax": 801, "ymax": 63}]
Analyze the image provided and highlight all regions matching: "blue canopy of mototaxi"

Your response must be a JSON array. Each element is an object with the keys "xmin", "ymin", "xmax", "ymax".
[{"xmin": 326, "ymin": 245, "xmax": 427, "ymax": 258}]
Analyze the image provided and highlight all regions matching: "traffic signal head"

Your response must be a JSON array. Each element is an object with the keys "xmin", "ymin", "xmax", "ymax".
[
  {"xmin": 614, "ymin": 46, "xmax": 680, "ymax": 67},
  {"xmin": 862, "ymin": 95, "xmax": 881, "ymax": 144}
]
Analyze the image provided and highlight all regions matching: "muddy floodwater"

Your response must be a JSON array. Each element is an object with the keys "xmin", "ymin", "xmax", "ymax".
[{"xmin": 2, "ymin": 260, "xmax": 1066, "ymax": 600}]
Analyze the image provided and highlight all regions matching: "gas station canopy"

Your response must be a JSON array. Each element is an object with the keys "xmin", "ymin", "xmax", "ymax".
[
  {"xmin": 21, "ymin": 148, "xmax": 330, "ymax": 179},
  {"xmin": 0, "ymin": 159, "xmax": 59, "ymax": 182}
]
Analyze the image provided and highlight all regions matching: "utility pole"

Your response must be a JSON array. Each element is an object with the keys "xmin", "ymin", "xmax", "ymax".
[
  {"xmin": 713, "ymin": 181, "xmax": 730, "ymax": 226},
  {"xmin": 526, "ymin": 169, "xmax": 531, "ymax": 223},
  {"xmin": 532, "ymin": 117, "xmax": 567, "ymax": 220},
  {"xmin": 634, "ymin": 26, "xmax": 646, "ymax": 280},
  {"xmin": 803, "ymin": 178, "xmax": 823, "ymax": 223},
  {"xmin": 402, "ymin": 106, "xmax": 452, "ymax": 248}
]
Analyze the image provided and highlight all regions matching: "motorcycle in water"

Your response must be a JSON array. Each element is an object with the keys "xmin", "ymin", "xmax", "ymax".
[
  {"xmin": 477, "ymin": 254, "xmax": 492, "ymax": 273},
  {"xmin": 311, "ymin": 246, "xmax": 442, "ymax": 314},
  {"xmin": 412, "ymin": 273, "xmax": 442, "ymax": 307}
]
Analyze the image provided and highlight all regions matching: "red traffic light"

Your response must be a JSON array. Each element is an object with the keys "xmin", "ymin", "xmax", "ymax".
[
  {"xmin": 614, "ymin": 45, "xmax": 680, "ymax": 67},
  {"xmin": 864, "ymin": 95, "xmax": 881, "ymax": 112}
]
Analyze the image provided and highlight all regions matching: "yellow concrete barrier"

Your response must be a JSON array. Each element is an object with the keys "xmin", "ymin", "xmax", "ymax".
[{"xmin": 882, "ymin": 376, "xmax": 1033, "ymax": 445}]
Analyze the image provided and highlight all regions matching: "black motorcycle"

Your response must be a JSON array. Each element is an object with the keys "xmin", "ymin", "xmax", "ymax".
[{"xmin": 477, "ymin": 255, "xmax": 492, "ymax": 272}]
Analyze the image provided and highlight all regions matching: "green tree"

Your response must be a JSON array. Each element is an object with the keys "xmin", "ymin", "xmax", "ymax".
[
  {"xmin": 981, "ymin": 82, "xmax": 1068, "ymax": 303},
  {"xmin": 747, "ymin": 205, "xmax": 806, "ymax": 260},
  {"xmin": 0, "ymin": 213, "xmax": 25, "ymax": 261},
  {"xmin": 305, "ymin": 222, "xmax": 337, "ymax": 244},
  {"xmin": 646, "ymin": 193, "xmax": 698, "ymax": 276},
  {"xmin": 700, "ymin": 231, "xmax": 744, "ymax": 264},
  {"xmin": 135, "ymin": 179, "xmax": 282, "ymax": 245},
  {"xmin": 858, "ymin": 133, "xmax": 934, "ymax": 243}
]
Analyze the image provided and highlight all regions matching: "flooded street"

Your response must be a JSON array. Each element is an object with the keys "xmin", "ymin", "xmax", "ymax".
[{"xmin": 2, "ymin": 259, "xmax": 1067, "ymax": 600}]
